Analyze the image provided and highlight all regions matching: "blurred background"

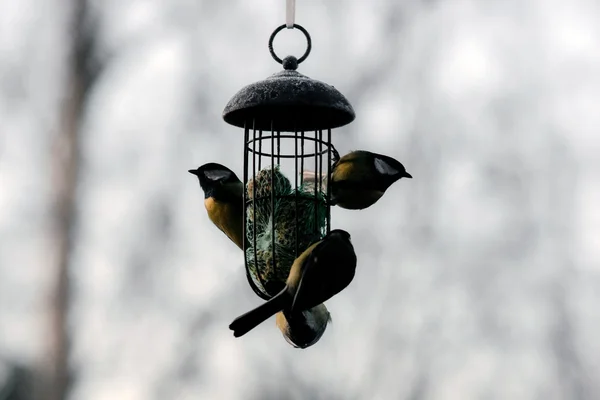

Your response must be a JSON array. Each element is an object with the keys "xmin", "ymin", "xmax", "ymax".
[{"xmin": 1, "ymin": 0, "xmax": 599, "ymax": 399}]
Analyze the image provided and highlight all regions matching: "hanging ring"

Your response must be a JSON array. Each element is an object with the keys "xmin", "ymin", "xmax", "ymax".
[{"xmin": 268, "ymin": 24, "xmax": 312, "ymax": 65}]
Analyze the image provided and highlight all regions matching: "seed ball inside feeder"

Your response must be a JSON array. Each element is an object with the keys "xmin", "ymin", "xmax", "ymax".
[
  {"xmin": 246, "ymin": 165, "xmax": 292, "ymax": 243},
  {"xmin": 245, "ymin": 165, "xmax": 327, "ymax": 298}
]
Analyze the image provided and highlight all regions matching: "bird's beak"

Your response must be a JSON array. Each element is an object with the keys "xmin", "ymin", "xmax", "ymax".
[
  {"xmin": 188, "ymin": 169, "xmax": 199, "ymax": 176},
  {"xmin": 403, "ymin": 172, "xmax": 413, "ymax": 179}
]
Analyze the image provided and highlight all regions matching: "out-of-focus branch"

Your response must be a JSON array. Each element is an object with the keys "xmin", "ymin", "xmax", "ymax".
[
  {"xmin": 545, "ymin": 136, "xmax": 589, "ymax": 399},
  {"xmin": 46, "ymin": 0, "xmax": 98, "ymax": 399},
  {"xmin": 0, "ymin": 362, "xmax": 34, "ymax": 400}
]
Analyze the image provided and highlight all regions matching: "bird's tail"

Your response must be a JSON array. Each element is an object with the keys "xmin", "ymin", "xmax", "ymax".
[{"xmin": 229, "ymin": 290, "xmax": 290, "ymax": 337}]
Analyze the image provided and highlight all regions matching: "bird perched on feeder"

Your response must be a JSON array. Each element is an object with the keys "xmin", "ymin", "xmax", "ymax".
[
  {"xmin": 326, "ymin": 150, "xmax": 412, "ymax": 210},
  {"xmin": 229, "ymin": 229, "xmax": 357, "ymax": 338},
  {"xmin": 188, "ymin": 163, "xmax": 245, "ymax": 250},
  {"xmin": 276, "ymin": 304, "xmax": 332, "ymax": 349}
]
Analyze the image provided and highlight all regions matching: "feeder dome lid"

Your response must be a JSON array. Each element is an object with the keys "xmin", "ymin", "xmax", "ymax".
[{"xmin": 223, "ymin": 58, "xmax": 355, "ymax": 132}]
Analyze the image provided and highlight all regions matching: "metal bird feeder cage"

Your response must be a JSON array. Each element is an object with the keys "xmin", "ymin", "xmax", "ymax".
[{"xmin": 222, "ymin": 24, "xmax": 355, "ymax": 300}]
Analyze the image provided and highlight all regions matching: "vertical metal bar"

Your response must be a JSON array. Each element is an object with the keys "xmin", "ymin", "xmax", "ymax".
[
  {"xmin": 240, "ymin": 119, "xmax": 270, "ymax": 301},
  {"xmin": 318, "ymin": 129, "xmax": 323, "ymax": 193},
  {"xmin": 270, "ymin": 120, "xmax": 276, "ymax": 275},
  {"xmin": 252, "ymin": 119, "xmax": 258, "ymax": 280},
  {"xmin": 300, "ymin": 131, "xmax": 305, "ymax": 186},
  {"xmin": 294, "ymin": 129, "xmax": 299, "ymax": 257},
  {"xmin": 277, "ymin": 131, "xmax": 281, "ymax": 165},
  {"xmin": 314, "ymin": 131, "xmax": 318, "ymax": 238},
  {"xmin": 326, "ymin": 129, "xmax": 332, "ymax": 234},
  {"xmin": 243, "ymin": 121, "xmax": 248, "ymax": 258},
  {"xmin": 258, "ymin": 130, "xmax": 263, "ymax": 170},
  {"xmin": 318, "ymin": 129, "xmax": 323, "ymax": 236}
]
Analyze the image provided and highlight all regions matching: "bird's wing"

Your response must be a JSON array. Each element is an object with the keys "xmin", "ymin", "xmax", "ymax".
[{"xmin": 290, "ymin": 240, "xmax": 334, "ymax": 313}]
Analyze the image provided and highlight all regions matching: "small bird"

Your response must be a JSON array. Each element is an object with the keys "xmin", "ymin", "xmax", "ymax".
[
  {"xmin": 229, "ymin": 229, "xmax": 357, "ymax": 338},
  {"xmin": 276, "ymin": 304, "xmax": 331, "ymax": 349},
  {"xmin": 189, "ymin": 163, "xmax": 245, "ymax": 250},
  {"xmin": 329, "ymin": 150, "xmax": 412, "ymax": 210}
]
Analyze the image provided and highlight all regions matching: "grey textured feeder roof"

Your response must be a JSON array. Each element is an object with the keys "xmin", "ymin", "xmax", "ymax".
[{"xmin": 223, "ymin": 68, "xmax": 355, "ymax": 132}]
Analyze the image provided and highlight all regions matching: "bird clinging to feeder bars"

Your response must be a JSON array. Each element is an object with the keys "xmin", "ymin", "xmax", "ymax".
[
  {"xmin": 188, "ymin": 163, "xmax": 246, "ymax": 250},
  {"xmin": 229, "ymin": 229, "xmax": 357, "ymax": 338},
  {"xmin": 304, "ymin": 150, "xmax": 413, "ymax": 210}
]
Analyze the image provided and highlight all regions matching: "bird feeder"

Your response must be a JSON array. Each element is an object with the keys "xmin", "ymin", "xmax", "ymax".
[{"xmin": 222, "ymin": 24, "xmax": 355, "ymax": 300}]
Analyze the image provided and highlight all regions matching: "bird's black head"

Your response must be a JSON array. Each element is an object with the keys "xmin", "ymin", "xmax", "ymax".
[
  {"xmin": 188, "ymin": 163, "xmax": 240, "ymax": 199},
  {"xmin": 373, "ymin": 154, "xmax": 412, "ymax": 183},
  {"xmin": 326, "ymin": 229, "xmax": 357, "ymax": 268},
  {"xmin": 328, "ymin": 229, "xmax": 352, "ymax": 243}
]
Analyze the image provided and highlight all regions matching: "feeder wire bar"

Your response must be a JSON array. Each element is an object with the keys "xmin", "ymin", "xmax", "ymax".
[
  {"xmin": 270, "ymin": 120, "xmax": 276, "ymax": 278},
  {"xmin": 277, "ymin": 132, "xmax": 281, "ymax": 165},
  {"xmin": 300, "ymin": 131, "xmax": 305, "ymax": 185},
  {"xmin": 314, "ymin": 131, "xmax": 318, "ymax": 239},
  {"xmin": 243, "ymin": 121, "xmax": 270, "ymax": 301},
  {"xmin": 258, "ymin": 130, "xmax": 263, "ymax": 170},
  {"xmin": 326, "ymin": 129, "xmax": 332, "ymax": 233},
  {"xmin": 252, "ymin": 119, "xmax": 261, "ymax": 297},
  {"xmin": 318, "ymin": 129, "xmax": 323, "ymax": 235},
  {"xmin": 243, "ymin": 120, "xmax": 248, "ymax": 255},
  {"xmin": 294, "ymin": 129, "xmax": 299, "ymax": 257}
]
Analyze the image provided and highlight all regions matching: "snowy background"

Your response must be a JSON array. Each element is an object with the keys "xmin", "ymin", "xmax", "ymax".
[{"xmin": 1, "ymin": 0, "xmax": 599, "ymax": 399}]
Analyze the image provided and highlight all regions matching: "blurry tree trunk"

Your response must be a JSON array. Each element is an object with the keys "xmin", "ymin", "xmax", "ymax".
[
  {"xmin": 546, "ymin": 137, "xmax": 589, "ymax": 399},
  {"xmin": 46, "ymin": 0, "xmax": 96, "ymax": 399}
]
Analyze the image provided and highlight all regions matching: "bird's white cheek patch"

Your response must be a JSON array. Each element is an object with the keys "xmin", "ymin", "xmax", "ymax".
[
  {"xmin": 205, "ymin": 170, "xmax": 230, "ymax": 181},
  {"xmin": 374, "ymin": 158, "xmax": 399, "ymax": 175}
]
